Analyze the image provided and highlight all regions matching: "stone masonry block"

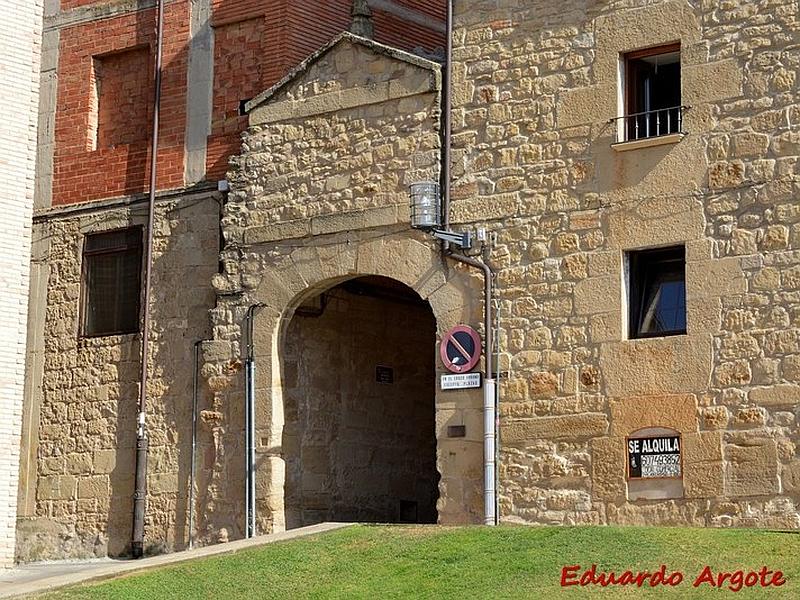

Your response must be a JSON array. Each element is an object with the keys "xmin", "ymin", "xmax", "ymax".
[
  {"xmin": 78, "ymin": 475, "xmax": 110, "ymax": 499},
  {"xmin": 503, "ymin": 413, "xmax": 609, "ymax": 444},
  {"xmin": 600, "ymin": 335, "xmax": 713, "ymax": 397},
  {"xmin": 683, "ymin": 60, "xmax": 743, "ymax": 105},
  {"xmin": 574, "ymin": 276, "xmax": 619, "ymax": 315},
  {"xmin": 605, "ymin": 197, "xmax": 705, "ymax": 250},
  {"xmin": 683, "ymin": 431, "xmax": 724, "ymax": 498},
  {"xmin": 590, "ymin": 437, "xmax": 626, "ymax": 501},
  {"xmin": 37, "ymin": 475, "xmax": 77, "ymax": 501},
  {"xmin": 244, "ymin": 220, "xmax": 310, "ymax": 244},
  {"xmin": 749, "ymin": 384, "xmax": 800, "ymax": 408},
  {"xmin": 610, "ymin": 394, "xmax": 698, "ymax": 436},
  {"xmin": 557, "ymin": 84, "xmax": 616, "ymax": 128},
  {"xmin": 311, "ymin": 206, "xmax": 398, "ymax": 236},
  {"xmin": 686, "ymin": 257, "xmax": 747, "ymax": 299},
  {"xmin": 450, "ymin": 194, "xmax": 517, "ymax": 223},
  {"xmin": 782, "ymin": 461, "xmax": 800, "ymax": 493},
  {"xmin": 724, "ymin": 439, "xmax": 779, "ymax": 497}
]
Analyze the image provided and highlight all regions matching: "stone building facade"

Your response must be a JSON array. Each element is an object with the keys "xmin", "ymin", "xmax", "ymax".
[
  {"xmin": 451, "ymin": 0, "xmax": 800, "ymax": 528},
  {"xmin": 16, "ymin": 0, "xmax": 800, "ymax": 564},
  {"xmin": 18, "ymin": 0, "xmax": 445, "ymax": 562},
  {"xmin": 210, "ymin": 0, "xmax": 800, "ymax": 536},
  {"xmin": 0, "ymin": 0, "xmax": 44, "ymax": 568}
]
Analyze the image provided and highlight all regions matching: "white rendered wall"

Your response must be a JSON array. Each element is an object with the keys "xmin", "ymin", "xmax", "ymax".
[{"xmin": 0, "ymin": 0, "xmax": 44, "ymax": 567}]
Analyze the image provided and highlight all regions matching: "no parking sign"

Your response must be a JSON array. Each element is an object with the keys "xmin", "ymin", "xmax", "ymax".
[{"xmin": 440, "ymin": 325, "xmax": 481, "ymax": 374}]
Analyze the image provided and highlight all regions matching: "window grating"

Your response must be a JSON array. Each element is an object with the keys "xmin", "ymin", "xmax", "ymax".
[{"xmin": 82, "ymin": 227, "xmax": 143, "ymax": 337}]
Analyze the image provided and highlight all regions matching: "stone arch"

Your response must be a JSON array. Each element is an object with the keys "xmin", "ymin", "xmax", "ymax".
[{"xmin": 243, "ymin": 233, "xmax": 485, "ymax": 532}]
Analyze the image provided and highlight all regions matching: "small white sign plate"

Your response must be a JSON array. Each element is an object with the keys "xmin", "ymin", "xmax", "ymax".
[{"xmin": 441, "ymin": 372, "xmax": 482, "ymax": 390}]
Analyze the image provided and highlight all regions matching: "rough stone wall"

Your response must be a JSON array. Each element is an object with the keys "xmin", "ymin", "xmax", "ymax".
[
  {"xmin": 23, "ymin": 0, "xmax": 448, "ymax": 563},
  {"xmin": 200, "ymin": 36, "xmax": 487, "ymax": 539},
  {"xmin": 283, "ymin": 284, "xmax": 438, "ymax": 527},
  {"xmin": 237, "ymin": 39, "xmax": 442, "ymax": 242},
  {"xmin": 452, "ymin": 0, "xmax": 800, "ymax": 527},
  {"xmin": 0, "ymin": 0, "xmax": 43, "ymax": 569},
  {"xmin": 17, "ymin": 193, "xmax": 220, "ymax": 561},
  {"xmin": 22, "ymin": 0, "xmax": 799, "ymax": 564}
]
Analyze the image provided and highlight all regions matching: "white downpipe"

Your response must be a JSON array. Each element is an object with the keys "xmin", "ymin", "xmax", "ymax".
[
  {"xmin": 244, "ymin": 304, "xmax": 263, "ymax": 539},
  {"xmin": 245, "ymin": 358, "xmax": 256, "ymax": 538},
  {"xmin": 484, "ymin": 377, "xmax": 497, "ymax": 525}
]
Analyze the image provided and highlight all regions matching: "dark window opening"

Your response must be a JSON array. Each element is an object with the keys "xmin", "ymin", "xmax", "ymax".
[
  {"xmin": 628, "ymin": 245, "xmax": 686, "ymax": 339},
  {"xmin": 623, "ymin": 43, "xmax": 682, "ymax": 141},
  {"xmin": 82, "ymin": 227, "xmax": 143, "ymax": 337},
  {"xmin": 238, "ymin": 99, "xmax": 251, "ymax": 117}
]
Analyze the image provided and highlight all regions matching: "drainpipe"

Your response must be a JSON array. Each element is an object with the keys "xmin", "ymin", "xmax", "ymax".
[
  {"xmin": 188, "ymin": 340, "xmax": 203, "ymax": 549},
  {"xmin": 494, "ymin": 298, "xmax": 501, "ymax": 521},
  {"xmin": 446, "ymin": 253, "xmax": 496, "ymax": 526},
  {"xmin": 244, "ymin": 304, "xmax": 264, "ymax": 538},
  {"xmin": 440, "ymin": 0, "xmax": 453, "ymax": 252},
  {"xmin": 440, "ymin": 0, "xmax": 497, "ymax": 526},
  {"xmin": 131, "ymin": 0, "xmax": 165, "ymax": 559}
]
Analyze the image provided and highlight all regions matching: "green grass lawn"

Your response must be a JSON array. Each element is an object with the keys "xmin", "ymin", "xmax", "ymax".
[{"xmin": 40, "ymin": 525, "xmax": 800, "ymax": 599}]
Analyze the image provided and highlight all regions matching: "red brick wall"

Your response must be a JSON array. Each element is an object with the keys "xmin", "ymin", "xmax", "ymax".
[
  {"xmin": 94, "ymin": 47, "xmax": 151, "ymax": 149},
  {"xmin": 210, "ymin": 0, "xmax": 266, "ymax": 27},
  {"xmin": 53, "ymin": 0, "xmax": 444, "ymax": 204},
  {"xmin": 206, "ymin": 17, "xmax": 268, "ymax": 179},
  {"xmin": 53, "ymin": 3, "xmax": 189, "ymax": 205}
]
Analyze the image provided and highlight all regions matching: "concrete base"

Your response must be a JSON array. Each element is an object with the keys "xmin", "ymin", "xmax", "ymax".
[{"xmin": 0, "ymin": 522, "xmax": 351, "ymax": 598}]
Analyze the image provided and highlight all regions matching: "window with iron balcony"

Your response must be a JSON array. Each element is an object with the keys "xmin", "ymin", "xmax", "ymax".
[{"xmin": 613, "ymin": 43, "xmax": 688, "ymax": 148}]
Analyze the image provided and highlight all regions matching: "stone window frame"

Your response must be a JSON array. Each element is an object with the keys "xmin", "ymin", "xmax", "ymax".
[
  {"xmin": 79, "ymin": 225, "xmax": 144, "ymax": 338},
  {"xmin": 625, "ymin": 244, "xmax": 687, "ymax": 340}
]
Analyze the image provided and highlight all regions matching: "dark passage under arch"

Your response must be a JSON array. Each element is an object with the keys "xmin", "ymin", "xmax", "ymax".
[{"xmin": 281, "ymin": 276, "xmax": 439, "ymax": 527}]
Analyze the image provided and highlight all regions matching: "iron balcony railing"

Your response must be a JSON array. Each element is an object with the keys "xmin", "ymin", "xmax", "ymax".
[{"xmin": 610, "ymin": 105, "xmax": 689, "ymax": 142}]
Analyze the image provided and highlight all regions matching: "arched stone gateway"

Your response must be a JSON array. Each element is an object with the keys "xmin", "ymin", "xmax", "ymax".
[
  {"xmin": 191, "ymin": 33, "xmax": 488, "ymax": 540},
  {"xmin": 197, "ymin": 18, "xmax": 799, "ymax": 545},
  {"xmin": 202, "ymin": 233, "xmax": 486, "ymax": 538},
  {"xmin": 281, "ymin": 275, "xmax": 440, "ymax": 527}
]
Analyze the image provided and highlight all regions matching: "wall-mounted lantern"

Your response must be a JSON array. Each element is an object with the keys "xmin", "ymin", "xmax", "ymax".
[
  {"xmin": 409, "ymin": 181, "xmax": 441, "ymax": 229},
  {"xmin": 409, "ymin": 181, "xmax": 471, "ymax": 249}
]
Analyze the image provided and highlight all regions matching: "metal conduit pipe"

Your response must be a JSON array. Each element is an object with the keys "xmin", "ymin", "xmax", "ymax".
[
  {"xmin": 440, "ymin": 0, "xmax": 453, "ymax": 252},
  {"xmin": 189, "ymin": 340, "xmax": 204, "ymax": 549},
  {"xmin": 131, "ymin": 0, "xmax": 165, "ymax": 559},
  {"xmin": 494, "ymin": 298, "xmax": 501, "ymax": 522},
  {"xmin": 440, "ymin": 0, "xmax": 498, "ymax": 526},
  {"xmin": 244, "ymin": 304, "xmax": 264, "ymax": 538},
  {"xmin": 446, "ymin": 252, "xmax": 496, "ymax": 525}
]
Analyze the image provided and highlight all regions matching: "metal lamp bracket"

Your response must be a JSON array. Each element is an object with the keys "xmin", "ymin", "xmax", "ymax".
[{"xmin": 431, "ymin": 228, "xmax": 472, "ymax": 250}]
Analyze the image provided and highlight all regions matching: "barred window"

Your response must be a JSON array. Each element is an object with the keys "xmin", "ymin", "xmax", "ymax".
[{"xmin": 82, "ymin": 228, "xmax": 142, "ymax": 337}]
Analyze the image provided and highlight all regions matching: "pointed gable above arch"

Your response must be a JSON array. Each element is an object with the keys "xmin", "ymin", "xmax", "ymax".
[{"xmin": 244, "ymin": 32, "xmax": 441, "ymax": 126}]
